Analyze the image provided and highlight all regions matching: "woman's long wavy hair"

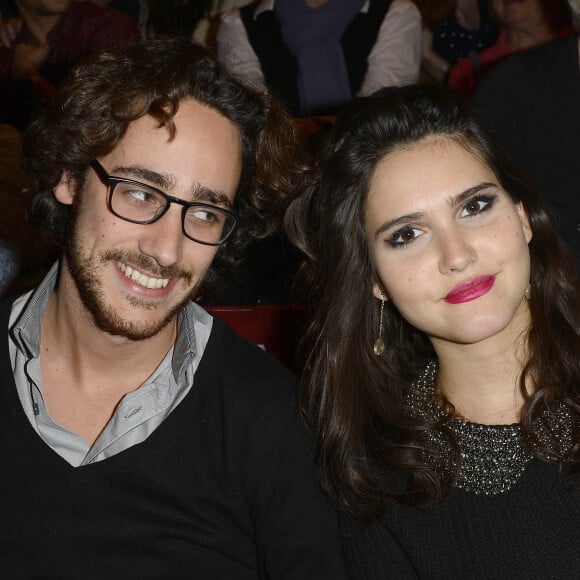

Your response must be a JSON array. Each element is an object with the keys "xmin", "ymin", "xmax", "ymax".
[
  {"xmin": 286, "ymin": 84, "xmax": 579, "ymax": 520},
  {"xmin": 22, "ymin": 36, "xmax": 309, "ymax": 292}
]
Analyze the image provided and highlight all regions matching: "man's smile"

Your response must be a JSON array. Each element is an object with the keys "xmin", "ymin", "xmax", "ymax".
[{"xmin": 117, "ymin": 261, "xmax": 170, "ymax": 289}]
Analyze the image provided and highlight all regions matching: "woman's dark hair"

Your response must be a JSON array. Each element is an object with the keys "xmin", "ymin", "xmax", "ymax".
[
  {"xmin": 286, "ymin": 84, "xmax": 579, "ymax": 519},
  {"xmin": 22, "ymin": 36, "xmax": 308, "ymax": 292}
]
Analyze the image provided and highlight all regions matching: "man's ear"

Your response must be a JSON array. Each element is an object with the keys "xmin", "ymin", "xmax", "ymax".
[
  {"xmin": 515, "ymin": 202, "xmax": 532, "ymax": 244},
  {"xmin": 53, "ymin": 170, "xmax": 76, "ymax": 205}
]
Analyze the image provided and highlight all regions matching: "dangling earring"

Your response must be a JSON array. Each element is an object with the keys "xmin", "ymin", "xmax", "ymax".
[
  {"xmin": 524, "ymin": 282, "xmax": 532, "ymax": 300},
  {"xmin": 373, "ymin": 292, "xmax": 386, "ymax": 356}
]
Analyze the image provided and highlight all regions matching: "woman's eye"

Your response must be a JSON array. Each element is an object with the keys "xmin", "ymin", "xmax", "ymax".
[
  {"xmin": 460, "ymin": 195, "xmax": 496, "ymax": 217},
  {"xmin": 388, "ymin": 226, "xmax": 422, "ymax": 248}
]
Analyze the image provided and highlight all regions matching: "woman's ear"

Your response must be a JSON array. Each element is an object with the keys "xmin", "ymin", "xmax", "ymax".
[
  {"xmin": 53, "ymin": 170, "xmax": 76, "ymax": 205},
  {"xmin": 372, "ymin": 279, "xmax": 388, "ymax": 301},
  {"xmin": 515, "ymin": 202, "xmax": 532, "ymax": 244}
]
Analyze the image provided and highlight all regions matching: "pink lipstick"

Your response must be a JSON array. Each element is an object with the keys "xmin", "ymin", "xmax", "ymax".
[{"xmin": 444, "ymin": 275, "xmax": 495, "ymax": 305}]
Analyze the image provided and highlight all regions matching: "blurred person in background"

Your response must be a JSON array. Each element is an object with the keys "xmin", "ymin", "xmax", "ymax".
[
  {"xmin": 0, "ymin": 0, "xmax": 140, "ymax": 129},
  {"xmin": 448, "ymin": 0, "xmax": 574, "ymax": 99},
  {"xmin": 472, "ymin": 0, "xmax": 579, "ymax": 263},
  {"xmin": 420, "ymin": 0, "xmax": 498, "ymax": 83},
  {"xmin": 216, "ymin": 0, "xmax": 421, "ymax": 117}
]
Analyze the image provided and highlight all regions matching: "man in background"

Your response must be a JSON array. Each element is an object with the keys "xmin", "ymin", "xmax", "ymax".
[
  {"xmin": 0, "ymin": 0, "xmax": 140, "ymax": 128},
  {"xmin": 216, "ymin": 0, "xmax": 422, "ymax": 116}
]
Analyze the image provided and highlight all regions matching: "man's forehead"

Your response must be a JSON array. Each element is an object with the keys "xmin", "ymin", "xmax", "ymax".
[
  {"xmin": 100, "ymin": 100, "xmax": 243, "ymax": 203},
  {"xmin": 120, "ymin": 99, "xmax": 240, "ymax": 145}
]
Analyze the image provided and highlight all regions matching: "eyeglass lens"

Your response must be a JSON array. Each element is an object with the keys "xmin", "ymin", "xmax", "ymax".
[{"xmin": 110, "ymin": 182, "xmax": 235, "ymax": 245}]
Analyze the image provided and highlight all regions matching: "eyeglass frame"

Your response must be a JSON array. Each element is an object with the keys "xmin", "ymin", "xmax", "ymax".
[{"xmin": 89, "ymin": 159, "xmax": 238, "ymax": 246}]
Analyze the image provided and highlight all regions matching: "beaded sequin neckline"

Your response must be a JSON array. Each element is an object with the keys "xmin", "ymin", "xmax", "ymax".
[{"xmin": 405, "ymin": 361, "xmax": 573, "ymax": 495}]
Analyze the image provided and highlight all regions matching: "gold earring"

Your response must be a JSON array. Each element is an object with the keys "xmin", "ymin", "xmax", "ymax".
[
  {"xmin": 373, "ymin": 292, "xmax": 386, "ymax": 356},
  {"xmin": 524, "ymin": 282, "xmax": 532, "ymax": 300}
]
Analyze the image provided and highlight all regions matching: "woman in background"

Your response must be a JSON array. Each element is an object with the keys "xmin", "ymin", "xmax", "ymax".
[
  {"xmin": 448, "ymin": 0, "xmax": 574, "ymax": 99},
  {"xmin": 286, "ymin": 84, "xmax": 579, "ymax": 578},
  {"xmin": 421, "ymin": 0, "xmax": 498, "ymax": 83}
]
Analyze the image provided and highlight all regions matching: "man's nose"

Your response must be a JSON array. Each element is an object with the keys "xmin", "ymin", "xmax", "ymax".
[{"xmin": 138, "ymin": 206, "xmax": 184, "ymax": 268}]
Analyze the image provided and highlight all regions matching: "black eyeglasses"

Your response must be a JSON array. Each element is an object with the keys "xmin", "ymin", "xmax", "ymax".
[{"xmin": 90, "ymin": 160, "xmax": 238, "ymax": 246}]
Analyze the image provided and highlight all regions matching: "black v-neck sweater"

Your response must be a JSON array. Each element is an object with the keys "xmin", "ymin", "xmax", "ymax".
[
  {"xmin": 0, "ymin": 299, "xmax": 346, "ymax": 579},
  {"xmin": 339, "ymin": 450, "xmax": 579, "ymax": 578}
]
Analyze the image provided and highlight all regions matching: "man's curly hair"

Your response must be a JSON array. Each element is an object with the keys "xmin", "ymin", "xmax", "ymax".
[{"xmin": 22, "ymin": 36, "xmax": 310, "ymax": 291}]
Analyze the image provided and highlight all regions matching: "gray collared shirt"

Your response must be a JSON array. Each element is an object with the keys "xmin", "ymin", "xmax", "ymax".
[{"xmin": 9, "ymin": 262, "xmax": 212, "ymax": 467}]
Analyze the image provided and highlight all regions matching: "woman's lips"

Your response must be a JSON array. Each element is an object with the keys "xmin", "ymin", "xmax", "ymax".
[{"xmin": 444, "ymin": 275, "xmax": 496, "ymax": 304}]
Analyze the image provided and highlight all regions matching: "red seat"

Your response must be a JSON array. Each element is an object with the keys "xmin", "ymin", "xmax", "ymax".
[{"xmin": 204, "ymin": 304, "xmax": 312, "ymax": 370}]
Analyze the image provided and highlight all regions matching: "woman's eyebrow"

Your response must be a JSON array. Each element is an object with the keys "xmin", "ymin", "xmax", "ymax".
[
  {"xmin": 374, "ymin": 182, "xmax": 498, "ymax": 240},
  {"xmin": 447, "ymin": 182, "xmax": 497, "ymax": 207},
  {"xmin": 374, "ymin": 212, "xmax": 424, "ymax": 240}
]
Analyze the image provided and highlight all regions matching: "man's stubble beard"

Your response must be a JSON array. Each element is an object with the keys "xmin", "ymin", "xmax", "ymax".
[{"xmin": 64, "ymin": 201, "xmax": 199, "ymax": 342}]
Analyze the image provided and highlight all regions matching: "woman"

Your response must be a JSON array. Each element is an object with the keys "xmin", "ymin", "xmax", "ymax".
[
  {"xmin": 286, "ymin": 84, "xmax": 579, "ymax": 578},
  {"xmin": 421, "ymin": 0, "xmax": 498, "ymax": 83},
  {"xmin": 448, "ymin": 0, "xmax": 574, "ymax": 99}
]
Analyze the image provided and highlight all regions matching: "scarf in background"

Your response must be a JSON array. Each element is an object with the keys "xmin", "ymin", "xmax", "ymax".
[{"xmin": 276, "ymin": 0, "xmax": 365, "ymax": 115}]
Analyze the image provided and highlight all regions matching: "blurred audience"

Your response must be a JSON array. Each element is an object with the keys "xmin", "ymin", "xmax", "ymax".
[
  {"xmin": 0, "ymin": 239, "xmax": 19, "ymax": 296},
  {"xmin": 473, "ymin": 8, "xmax": 579, "ymax": 261},
  {"xmin": 421, "ymin": 0, "xmax": 498, "ymax": 83},
  {"xmin": 0, "ymin": 123, "xmax": 52, "ymax": 297},
  {"xmin": 216, "ymin": 0, "xmax": 421, "ymax": 116},
  {"xmin": 147, "ymin": 0, "xmax": 210, "ymax": 39},
  {"xmin": 88, "ymin": 0, "xmax": 147, "ymax": 34},
  {"xmin": 0, "ymin": 0, "xmax": 141, "ymax": 129},
  {"xmin": 448, "ymin": 0, "xmax": 574, "ymax": 99},
  {"xmin": 192, "ymin": 0, "xmax": 251, "ymax": 46}
]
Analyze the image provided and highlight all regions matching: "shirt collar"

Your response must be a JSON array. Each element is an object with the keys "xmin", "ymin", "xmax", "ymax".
[{"xmin": 11, "ymin": 261, "xmax": 199, "ymax": 383}]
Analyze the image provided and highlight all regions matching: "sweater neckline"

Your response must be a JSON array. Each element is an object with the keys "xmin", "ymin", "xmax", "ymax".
[{"xmin": 405, "ymin": 361, "xmax": 573, "ymax": 495}]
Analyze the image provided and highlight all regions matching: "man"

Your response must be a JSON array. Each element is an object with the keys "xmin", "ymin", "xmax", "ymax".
[
  {"xmin": 0, "ymin": 0, "xmax": 140, "ymax": 128},
  {"xmin": 0, "ymin": 38, "xmax": 347, "ymax": 578},
  {"xmin": 216, "ymin": 0, "xmax": 421, "ymax": 116},
  {"xmin": 472, "ymin": 0, "xmax": 579, "ymax": 262}
]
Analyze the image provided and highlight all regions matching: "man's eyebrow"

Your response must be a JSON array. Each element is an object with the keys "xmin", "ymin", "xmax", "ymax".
[
  {"xmin": 193, "ymin": 186, "xmax": 233, "ymax": 210},
  {"xmin": 373, "ymin": 182, "xmax": 498, "ymax": 240},
  {"xmin": 111, "ymin": 165, "xmax": 233, "ymax": 209},
  {"xmin": 113, "ymin": 165, "xmax": 176, "ymax": 191}
]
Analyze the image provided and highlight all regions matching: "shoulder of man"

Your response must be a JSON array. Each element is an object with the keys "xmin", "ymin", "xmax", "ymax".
[{"xmin": 198, "ymin": 311, "xmax": 300, "ymax": 405}]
